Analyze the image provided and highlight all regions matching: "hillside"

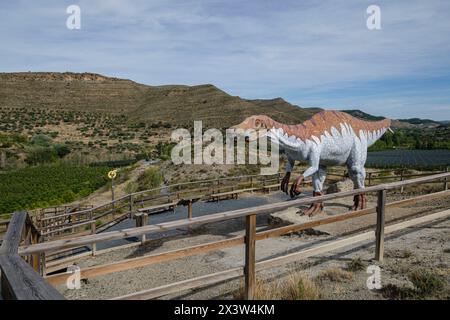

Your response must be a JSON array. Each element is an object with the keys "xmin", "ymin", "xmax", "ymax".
[
  {"xmin": 0, "ymin": 72, "xmax": 317, "ymax": 128},
  {"xmin": 341, "ymin": 109, "xmax": 385, "ymax": 121},
  {"xmin": 342, "ymin": 109, "xmax": 441, "ymax": 129}
]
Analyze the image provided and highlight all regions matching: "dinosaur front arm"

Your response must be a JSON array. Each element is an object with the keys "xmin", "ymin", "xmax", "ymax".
[
  {"xmin": 281, "ymin": 154, "xmax": 295, "ymax": 194},
  {"xmin": 289, "ymin": 151, "xmax": 320, "ymax": 198},
  {"xmin": 285, "ymin": 154, "xmax": 295, "ymax": 173},
  {"xmin": 302, "ymin": 151, "xmax": 320, "ymax": 179}
]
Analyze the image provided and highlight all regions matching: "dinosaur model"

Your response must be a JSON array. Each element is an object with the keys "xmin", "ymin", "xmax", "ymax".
[{"xmin": 232, "ymin": 110, "xmax": 391, "ymax": 216}]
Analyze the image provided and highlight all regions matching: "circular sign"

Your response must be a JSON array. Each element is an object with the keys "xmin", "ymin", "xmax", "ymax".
[{"xmin": 108, "ymin": 170, "xmax": 118, "ymax": 180}]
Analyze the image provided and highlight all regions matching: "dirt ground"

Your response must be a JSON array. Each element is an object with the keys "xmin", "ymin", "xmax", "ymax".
[{"xmin": 56, "ymin": 191, "xmax": 450, "ymax": 300}]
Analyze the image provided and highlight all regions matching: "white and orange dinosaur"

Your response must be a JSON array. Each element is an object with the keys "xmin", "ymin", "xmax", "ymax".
[{"xmin": 232, "ymin": 110, "xmax": 391, "ymax": 216}]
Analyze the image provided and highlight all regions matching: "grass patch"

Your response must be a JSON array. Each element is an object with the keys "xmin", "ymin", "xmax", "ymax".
[
  {"xmin": 397, "ymin": 249, "xmax": 413, "ymax": 259},
  {"xmin": 380, "ymin": 269, "xmax": 445, "ymax": 299},
  {"xmin": 386, "ymin": 249, "xmax": 413, "ymax": 259},
  {"xmin": 409, "ymin": 269, "xmax": 445, "ymax": 296},
  {"xmin": 316, "ymin": 268, "xmax": 353, "ymax": 282},
  {"xmin": 346, "ymin": 257, "xmax": 366, "ymax": 272},
  {"xmin": 234, "ymin": 273, "xmax": 320, "ymax": 300}
]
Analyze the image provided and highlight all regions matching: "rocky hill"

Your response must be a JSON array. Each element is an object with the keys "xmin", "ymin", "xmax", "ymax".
[{"xmin": 0, "ymin": 72, "xmax": 317, "ymax": 128}]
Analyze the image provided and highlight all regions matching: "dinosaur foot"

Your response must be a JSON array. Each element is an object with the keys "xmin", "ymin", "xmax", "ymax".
[
  {"xmin": 352, "ymin": 194, "xmax": 367, "ymax": 211},
  {"xmin": 298, "ymin": 191, "xmax": 324, "ymax": 217}
]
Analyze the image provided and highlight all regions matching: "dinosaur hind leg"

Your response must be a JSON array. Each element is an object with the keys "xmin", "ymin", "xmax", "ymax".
[
  {"xmin": 298, "ymin": 166, "xmax": 326, "ymax": 217},
  {"xmin": 348, "ymin": 165, "xmax": 367, "ymax": 210}
]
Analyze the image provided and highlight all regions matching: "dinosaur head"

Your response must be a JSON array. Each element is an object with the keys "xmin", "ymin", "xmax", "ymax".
[{"xmin": 230, "ymin": 115, "xmax": 276, "ymax": 140}]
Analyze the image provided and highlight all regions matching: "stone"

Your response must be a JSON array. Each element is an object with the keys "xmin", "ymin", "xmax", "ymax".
[{"xmin": 326, "ymin": 179, "xmax": 354, "ymax": 194}]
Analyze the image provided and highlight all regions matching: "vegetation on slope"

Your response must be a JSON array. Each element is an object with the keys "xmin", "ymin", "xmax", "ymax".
[
  {"xmin": 0, "ymin": 72, "xmax": 317, "ymax": 129},
  {"xmin": 0, "ymin": 165, "xmax": 109, "ymax": 214}
]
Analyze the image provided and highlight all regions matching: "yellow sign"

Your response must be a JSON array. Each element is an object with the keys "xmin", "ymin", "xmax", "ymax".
[{"xmin": 108, "ymin": 170, "xmax": 118, "ymax": 180}]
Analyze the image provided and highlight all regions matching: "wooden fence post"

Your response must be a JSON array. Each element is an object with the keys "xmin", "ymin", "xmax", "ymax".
[
  {"xmin": 244, "ymin": 214, "xmax": 256, "ymax": 300},
  {"xmin": 40, "ymin": 252, "xmax": 46, "ymax": 277},
  {"xmin": 444, "ymin": 167, "xmax": 448, "ymax": 191},
  {"xmin": 187, "ymin": 200, "xmax": 193, "ymax": 220},
  {"xmin": 129, "ymin": 194, "xmax": 135, "ymax": 218},
  {"xmin": 375, "ymin": 189, "xmax": 386, "ymax": 262},
  {"xmin": 135, "ymin": 213, "xmax": 148, "ymax": 244},
  {"xmin": 142, "ymin": 213, "xmax": 148, "ymax": 244},
  {"xmin": 31, "ymin": 230, "xmax": 40, "ymax": 272},
  {"xmin": 91, "ymin": 221, "xmax": 97, "ymax": 256},
  {"xmin": 400, "ymin": 170, "xmax": 404, "ymax": 193},
  {"xmin": 368, "ymin": 172, "xmax": 372, "ymax": 186}
]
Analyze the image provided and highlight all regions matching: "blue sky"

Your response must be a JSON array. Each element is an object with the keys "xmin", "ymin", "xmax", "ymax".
[{"xmin": 1, "ymin": 0, "xmax": 449, "ymax": 120}]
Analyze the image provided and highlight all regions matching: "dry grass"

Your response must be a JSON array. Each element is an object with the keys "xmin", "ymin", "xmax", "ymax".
[
  {"xmin": 380, "ymin": 268, "xmax": 446, "ymax": 299},
  {"xmin": 234, "ymin": 273, "xmax": 320, "ymax": 300},
  {"xmin": 316, "ymin": 268, "xmax": 354, "ymax": 282}
]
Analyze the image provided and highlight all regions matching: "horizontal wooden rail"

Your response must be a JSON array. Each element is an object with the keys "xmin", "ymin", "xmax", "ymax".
[
  {"xmin": 112, "ymin": 209, "xmax": 450, "ymax": 300},
  {"xmin": 19, "ymin": 172, "xmax": 450, "ymax": 255},
  {"xmin": 40, "ymin": 220, "xmax": 93, "ymax": 237}
]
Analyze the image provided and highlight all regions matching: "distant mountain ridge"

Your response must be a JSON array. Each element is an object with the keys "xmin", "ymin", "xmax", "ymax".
[
  {"xmin": 0, "ymin": 72, "xmax": 317, "ymax": 128},
  {"xmin": 342, "ymin": 109, "xmax": 441, "ymax": 129},
  {"xmin": 0, "ymin": 72, "xmax": 438, "ymax": 129}
]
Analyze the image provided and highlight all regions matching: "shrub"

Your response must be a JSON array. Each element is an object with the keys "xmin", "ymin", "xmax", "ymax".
[
  {"xmin": 25, "ymin": 146, "xmax": 57, "ymax": 165},
  {"xmin": 30, "ymin": 134, "xmax": 53, "ymax": 147},
  {"xmin": 409, "ymin": 269, "xmax": 445, "ymax": 296},
  {"xmin": 53, "ymin": 143, "xmax": 71, "ymax": 158},
  {"xmin": 346, "ymin": 257, "xmax": 366, "ymax": 272},
  {"xmin": 136, "ymin": 167, "xmax": 163, "ymax": 191},
  {"xmin": 61, "ymin": 190, "xmax": 76, "ymax": 203}
]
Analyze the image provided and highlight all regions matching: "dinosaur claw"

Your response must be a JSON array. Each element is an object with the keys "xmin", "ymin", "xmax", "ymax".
[
  {"xmin": 289, "ymin": 175, "xmax": 304, "ymax": 198},
  {"xmin": 280, "ymin": 172, "xmax": 291, "ymax": 194},
  {"xmin": 297, "ymin": 191, "xmax": 324, "ymax": 216}
]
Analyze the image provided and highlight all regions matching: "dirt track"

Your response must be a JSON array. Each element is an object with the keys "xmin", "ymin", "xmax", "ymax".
[{"xmin": 57, "ymin": 191, "xmax": 450, "ymax": 300}]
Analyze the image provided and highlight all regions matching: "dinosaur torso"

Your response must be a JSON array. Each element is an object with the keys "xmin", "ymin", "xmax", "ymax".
[{"xmin": 263, "ymin": 111, "xmax": 391, "ymax": 166}]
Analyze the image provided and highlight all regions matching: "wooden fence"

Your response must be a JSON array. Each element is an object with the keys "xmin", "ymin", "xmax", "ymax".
[
  {"xmin": 0, "ymin": 212, "xmax": 64, "ymax": 299},
  {"xmin": 26, "ymin": 168, "xmax": 448, "ymax": 242},
  {"xmin": 1, "ymin": 171, "xmax": 449, "ymax": 300}
]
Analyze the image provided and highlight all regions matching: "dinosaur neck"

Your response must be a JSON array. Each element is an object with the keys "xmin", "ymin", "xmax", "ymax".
[{"xmin": 264, "ymin": 119, "xmax": 307, "ymax": 141}]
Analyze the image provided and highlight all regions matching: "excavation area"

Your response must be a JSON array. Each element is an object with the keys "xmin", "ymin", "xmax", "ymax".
[{"xmin": 53, "ymin": 189, "xmax": 450, "ymax": 300}]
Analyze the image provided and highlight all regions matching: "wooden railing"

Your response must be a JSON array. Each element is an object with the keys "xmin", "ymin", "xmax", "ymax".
[
  {"xmin": 0, "ymin": 212, "xmax": 64, "ymax": 300},
  {"xmin": 29, "ymin": 168, "xmax": 447, "ymax": 241},
  {"xmin": 9, "ymin": 171, "xmax": 450, "ymax": 300}
]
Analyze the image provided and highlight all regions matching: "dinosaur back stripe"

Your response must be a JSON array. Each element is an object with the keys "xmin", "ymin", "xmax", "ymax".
[{"xmin": 274, "ymin": 111, "xmax": 391, "ymax": 141}]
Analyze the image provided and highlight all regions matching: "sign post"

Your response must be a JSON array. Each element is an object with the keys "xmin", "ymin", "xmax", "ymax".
[{"xmin": 108, "ymin": 169, "xmax": 118, "ymax": 203}]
